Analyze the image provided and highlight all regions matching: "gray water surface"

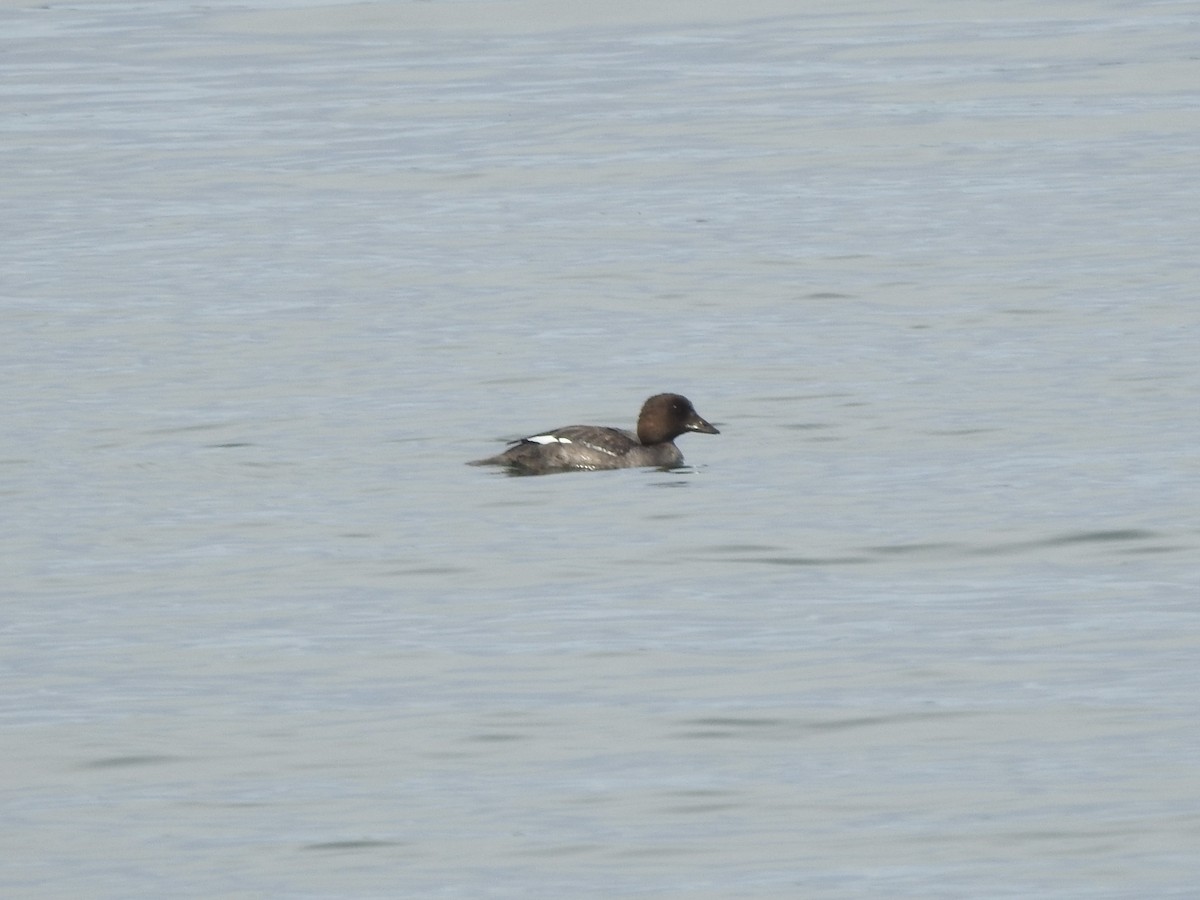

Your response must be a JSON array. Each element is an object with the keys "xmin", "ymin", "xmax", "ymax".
[{"xmin": 4, "ymin": 0, "xmax": 1199, "ymax": 896}]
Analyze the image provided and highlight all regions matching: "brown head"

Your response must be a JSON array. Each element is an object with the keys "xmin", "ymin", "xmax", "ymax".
[{"xmin": 636, "ymin": 393, "xmax": 720, "ymax": 445}]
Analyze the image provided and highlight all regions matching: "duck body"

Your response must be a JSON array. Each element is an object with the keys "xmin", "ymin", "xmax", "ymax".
[{"xmin": 469, "ymin": 393, "xmax": 718, "ymax": 475}]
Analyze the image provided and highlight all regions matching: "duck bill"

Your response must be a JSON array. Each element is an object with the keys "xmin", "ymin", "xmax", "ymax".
[{"xmin": 686, "ymin": 414, "xmax": 719, "ymax": 435}]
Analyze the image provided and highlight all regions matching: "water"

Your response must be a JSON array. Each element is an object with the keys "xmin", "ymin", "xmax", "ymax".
[{"xmin": 3, "ymin": 0, "xmax": 1199, "ymax": 896}]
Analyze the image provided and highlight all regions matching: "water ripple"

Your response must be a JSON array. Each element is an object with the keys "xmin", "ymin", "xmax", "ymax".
[{"xmin": 702, "ymin": 528, "xmax": 1184, "ymax": 568}]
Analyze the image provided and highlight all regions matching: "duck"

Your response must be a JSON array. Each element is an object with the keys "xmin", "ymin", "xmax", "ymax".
[{"xmin": 469, "ymin": 393, "xmax": 719, "ymax": 474}]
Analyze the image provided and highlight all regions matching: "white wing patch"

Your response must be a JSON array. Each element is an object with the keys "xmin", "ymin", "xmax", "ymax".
[
  {"xmin": 527, "ymin": 434, "xmax": 572, "ymax": 445},
  {"xmin": 582, "ymin": 441, "xmax": 619, "ymax": 457}
]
